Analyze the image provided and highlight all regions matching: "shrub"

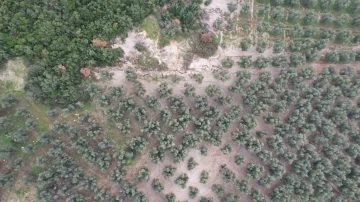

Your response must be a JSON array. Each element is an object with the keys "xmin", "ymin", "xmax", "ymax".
[
  {"xmin": 287, "ymin": 10, "xmax": 301, "ymax": 22},
  {"xmin": 25, "ymin": 119, "xmax": 38, "ymax": 130},
  {"xmin": 212, "ymin": 184, "xmax": 225, "ymax": 196},
  {"xmin": 165, "ymin": 193, "xmax": 176, "ymax": 202},
  {"xmin": 240, "ymin": 38, "xmax": 252, "ymax": 51},
  {"xmin": 152, "ymin": 179, "xmax": 164, "ymax": 192},
  {"xmin": 254, "ymin": 56, "xmax": 271, "ymax": 69},
  {"xmin": 200, "ymin": 197, "xmax": 214, "ymax": 202},
  {"xmin": 272, "ymin": 0, "xmax": 285, "ymax": 6},
  {"xmin": 227, "ymin": 2, "xmax": 238, "ymax": 13},
  {"xmin": 235, "ymin": 179, "xmax": 250, "ymax": 194},
  {"xmin": 246, "ymin": 162, "xmax": 264, "ymax": 180},
  {"xmin": 273, "ymin": 40, "xmax": 285, "ymax": 53},
  {"xmin": 221, "ymin": 193, "xmax": 240, "ymax": 202},
  {"xmin": 187, "ymin": 157, "xmax": 198, "ymax": 170},
  {"xmin": 189, "ymin": 186, "xmax": 199, "ymax": 199},
  {"xmin": 125, "ymin": 67, "xmax": 138, "ymax": 81},
  {"xmin": 99, "ymin": 69, "xmax": 114, "ymax": 80},
  {"xmin": 204, "ymin": 0, "xmax": 212, "ymax": 6},
  {"xmin": 135, "ymin": 42, "xmax": 146, "ymax": 52},
  {"xmin": 288, "ymin": 24, "xmax": 304, "ymax": 38},
  {"xmin": 240, "ymin": 4, "xmax": 250, "ymax": 16},
  {"xmin": 46, "ymin": 109, "xmax": 59, "ymax": 117},
  {"xmin": 235, "ymin": 155, "xmax": 244, "ymax": 165},
  {"xmin": 0, "ymin": 94, "xmax": 18, "ymax": 109},
  {"xmin": 221, "ymin": 57, "xmax": 234, "ymax": 68},
  {"xmin": 256, "ymin": 39, "xmax": 269, "ymax": 53},
  {"xmin": 221, "ymin": 144, "xmax": 232, "ymax": 154},
  {"xmin": 336, "ymin": 30, "xmax": 353, "ymax": 44},
  {"xmin": 205, "ymin": 85, "xmax": 222, "ymax": 97},
  {"xmin": 200, "ymin": 171, "xmax": 209, "ymax": 184},
  {"xmin": 163, "ymin": 165, "xmax": 176, "ymax": 179},
  {"xmin": 213, "ymin": 69, "xmax": 231, "ymax": 81},
  {"xmin": 9, "ymin": 158, "xmax": 25, "ymax": 171},
  {"xmin": 334, "ymin": 14, "xmax": 350, "ymax": 27},
  {"xmin": 190, "ymin": 73, "xmax": 204, "ymax": 84},
  {"xmin": 238, "ymin": 56, "xmax": 252, "ymax": 68},
  {"xmin": 200, "ymin": 146, "xmax": 208, "ymax": 156},
  {"xmin": 303, "ymin": 11, "xmax": 318, "ymax": 25},
  {"xmin": 175, "ymin": 173, "xmax": 189, "ymax": 188},
  {"xmin": 271, "ymin": 7, "xmax": 285, "ymax": 20},
  {"xmin": 0, "ymin": 173, "xmax": 15, "ymax": 187},
  {"xmin": 192, "ymin": 32, "xmax": 219, "ymax": 58},
  {"xmin": 289, "ymin": 52, "xmax": 306, "ymax": 67},
  {"xmin": 142, "ymin": 120, "xmax": 160, "ymax": 136},
  {"xmin": 15, "ymin": 107, "xmax": 30, "ymax": 117},
  {"xmin": 135, "ymin": 167, "xmax": 150, "ymax": 182},
  {"xmin": 221, "ymin": 167, "xmax": 236, "ymax": 183}
]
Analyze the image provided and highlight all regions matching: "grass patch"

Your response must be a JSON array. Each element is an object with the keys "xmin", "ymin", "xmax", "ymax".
[
  {"xmin": 31, "ymin": 166, "xmax": 42, "ymax": 175},
  {"xmin": 14, "ymin": 187, "xmax": 29, "ymax": 198},
  {"xmin": 104, "ymin": 122, "xmax": 127, "ymax": 150},
  {"xmin": 140, "ymin": 15, "xmax": 161, "ymax": 40},
  {"xmin": 1, "ymin": 80, "xmax": 16, "ymax": 91},
  {"xmin": 75, "ymin": 102, "xmax": 96, "ymax": 113},
  {"xmin": 136, "ymin": 53, "xmax": 167, "ymax": 71},
  {"xmin": 159, "ymin": 33, "xmax": 186, "ymax": 47},
  {"xmin": 0, "ymin": 134, "xmax": 13, "ymax": 147},
  {"xmin": 127, "ymin": 159, "xmax": 136, "ymax": 166}
]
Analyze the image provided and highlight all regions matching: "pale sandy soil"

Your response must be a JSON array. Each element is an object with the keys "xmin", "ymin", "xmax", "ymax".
[
  {"xmin": 0, "ymin": 58, "xmax": 27, "ymax": 91},
  {"xmin": 112, "ymin": 31, "xmax": 189, "ymax": 72}
]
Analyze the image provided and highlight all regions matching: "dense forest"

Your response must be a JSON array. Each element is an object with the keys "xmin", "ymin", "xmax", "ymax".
[
  {"xmin": 0, "ymin": 0, "xmax": 205, "ymax": 105},
  {"xmin": 0, "ymin": 0, "xmax": 154, "ymax": 104}
]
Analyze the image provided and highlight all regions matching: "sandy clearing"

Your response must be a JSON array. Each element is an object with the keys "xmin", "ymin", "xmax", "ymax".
[{"xmin": 0, "ymin": 58, "xmax": 27, "ymax": 91}]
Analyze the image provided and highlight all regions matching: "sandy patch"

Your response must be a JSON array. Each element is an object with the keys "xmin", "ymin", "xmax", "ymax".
[
  {"xmin": 112, "ymin": 31, "xmax": 188, "ymax": 71},
  {"xmin": 0, "ymin": 58, "xmax": 27, "ymax": 91}
]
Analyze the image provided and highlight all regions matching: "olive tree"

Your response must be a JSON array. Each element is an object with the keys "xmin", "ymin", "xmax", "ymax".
[
  {"xmin": 152, "ymin": 179, "xmax": 164, "ymax": 192},
  {"xmin": 235, "ymin": 179, "xmax": 250, "ymax": 194},
  {"xmin": 273, "ymin": 40, "xmax": 285, "ymax": 53},
  {"xmin": 238, "ymin": 56, "xmax": 252, "ymax": 69},
  {"xmin": 221, "ymin": 57, "xmax": 234, "ymax": 68},
  {"xmin": 213, "ymin": 69, "xmax": 231, "ymax": 82},
  {"xmin": 149, "ymin": 146, "xmax": 165, "ymax": 163},
  {"xmin": 205, "ymin": 85, "xmax": 222, "ymax": 97},
  {"xmin": 163, "ymin": 165, "xmax": 176, "ymax": 179},
  {"xmin": 175, "ymin": 173, "xmax": 189, "ymax": 188},
  {"xmin": 125, "ymin": 67, "xmax": 138, "ymax": 81},
  {"xmin": 157, "ymin": 83, "xmax": 173, "ymax": 98},
  {"xmin": 221, "ymin": 193, "xmax": 240, "ymax": 202},
  {"xmin": 135, "ymin": 167, "xmax": 150, "ymax": 182},
  {"xmin": 165, "ymin": 193, "xmax": 176, "ymax": 202},
  {"xmin": 240, "ymin": 38, "xmax": 252, "ymax": 51},
  {"xmin": 187, "ymin": 157, "xmax": 198, "ymax": 170},
  {"xmin": 246, "ymin": 162, "xmax": 264, "ymax": 180},
  {"xmin": 141, "ymin": 120, "xmax": 160, "ymax": 136},
  {"xmin": 189, "ymin": 186, "xmax": 199, "ymax": 199},
  {"xmin": 256, "ymin": 39, "xmax": 269, "ymax": 53},
  {"xmin": 221, "ymin": 167, "xmax": 236, "ymax": 183},
  {"xmin": 227, "ymin": 2, "xmax": 238, "ymax": 13},
  {"xmin": 200, "ymin": 171, "xmax": 209, "ymax": 184}
]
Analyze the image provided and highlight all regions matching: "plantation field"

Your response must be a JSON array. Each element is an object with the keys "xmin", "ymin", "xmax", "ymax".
[{"xmin": 1, "ymin": 0, "xmax": 360, "ymax": 202}]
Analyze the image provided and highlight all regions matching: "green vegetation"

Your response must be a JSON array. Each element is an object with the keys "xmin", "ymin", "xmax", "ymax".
[{"xmin": 140, "ymin": 15, "xmax": 161, "ymax": 41}]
